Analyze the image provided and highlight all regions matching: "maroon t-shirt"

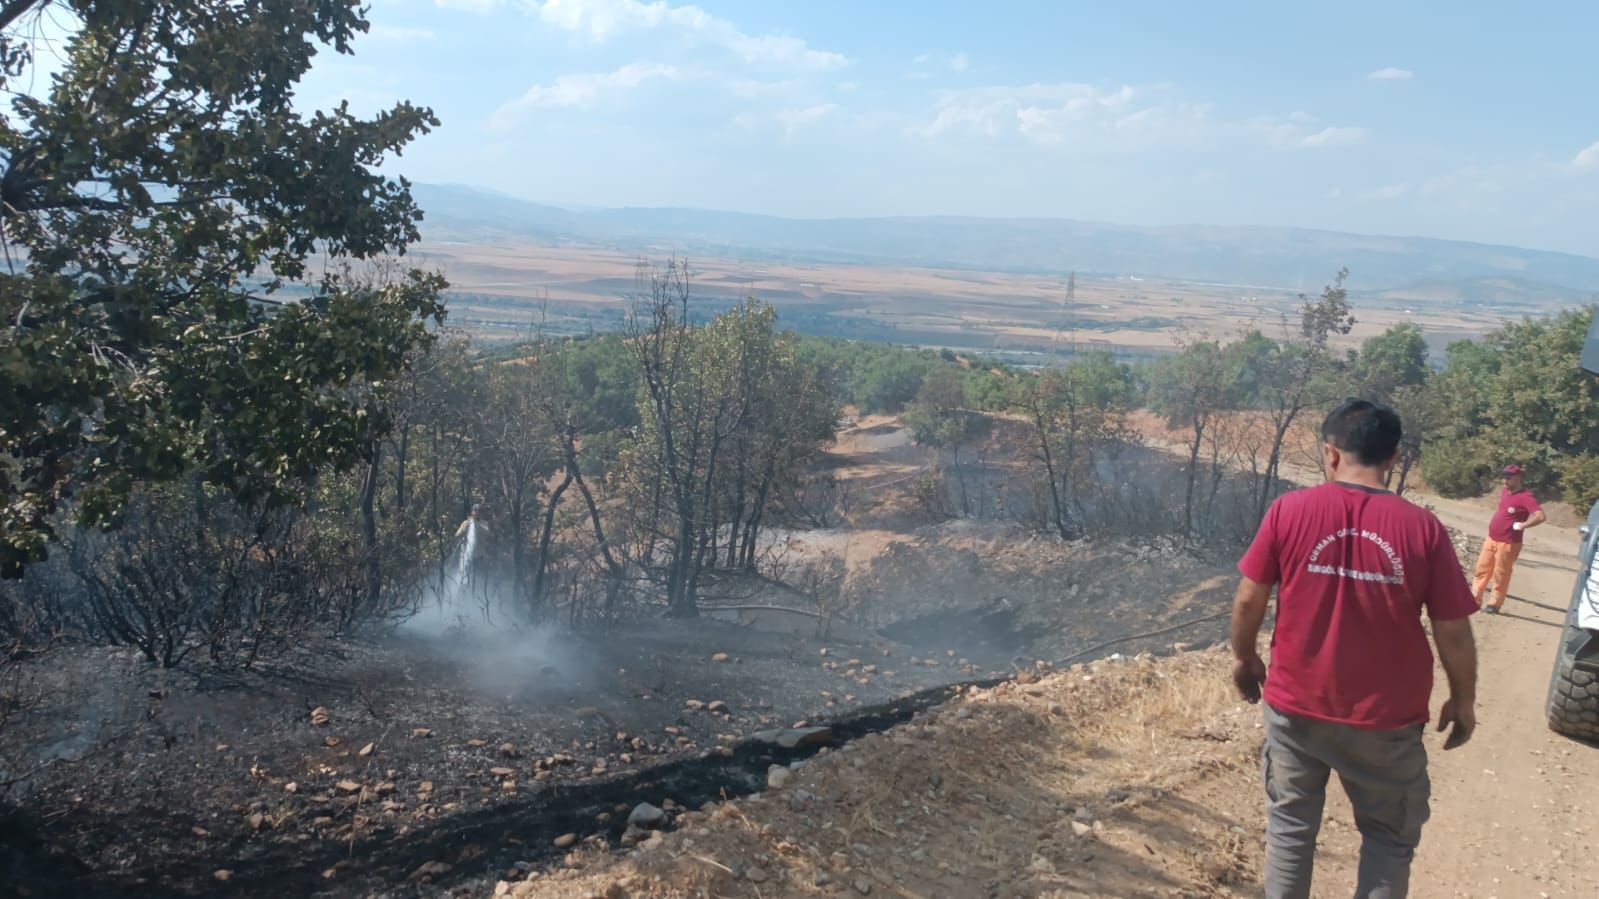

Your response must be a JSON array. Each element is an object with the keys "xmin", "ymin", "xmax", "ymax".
[
  {"xmin": 1238, "ymin": 482, "xmax": 1477, "ymax": 730},
  {"xmin": 1488, "ymin": 488, "xmax": 1541, "ymax": 544}
]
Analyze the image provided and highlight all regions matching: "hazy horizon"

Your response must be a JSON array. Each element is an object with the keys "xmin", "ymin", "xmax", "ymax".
[
  {"xmin": 285, "ymin": 0, "xmax": 1599, "ymax": 258},
  {"xmin": 421, "ymin": 180, "xmax": 1599, "ymax": 260}
]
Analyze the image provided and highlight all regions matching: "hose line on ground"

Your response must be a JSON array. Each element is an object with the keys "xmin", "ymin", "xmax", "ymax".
[{"xmin": 1049, "ymin": 610, "xmax": 1231, "ymax": 669}]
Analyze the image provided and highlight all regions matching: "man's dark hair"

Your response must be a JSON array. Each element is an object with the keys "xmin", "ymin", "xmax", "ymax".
[{"xmin": 1321, "ymin": 399, "xmax": 1402, "ymax": 466}]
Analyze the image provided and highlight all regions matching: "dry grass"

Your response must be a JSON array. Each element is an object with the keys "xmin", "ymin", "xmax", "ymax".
[
  {"xmin": 494, "ymin": 646, "xmax": 1264, "ymax": 899},
  {"xmin": 415, "ymin": 240, "xmax": 1505, "ymax": 353}
]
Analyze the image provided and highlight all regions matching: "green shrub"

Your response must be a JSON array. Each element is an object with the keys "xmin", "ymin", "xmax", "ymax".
[
  {"xmin": 1419, "ymin": 436, "xmax": 1490, "ymax": 499},
  {"xmin": 1558, "ymin": 454, "xmax": 1599, "ymax": 511}
]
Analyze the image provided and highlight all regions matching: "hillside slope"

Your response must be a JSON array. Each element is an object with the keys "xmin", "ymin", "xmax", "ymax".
[
  {"xmin": 489, "ymin": 510, "xmax": 1599, "ymax": 899},
  {"xmin": 496, "ymin": 646, "xmax": 1264, "ymax": 898}
]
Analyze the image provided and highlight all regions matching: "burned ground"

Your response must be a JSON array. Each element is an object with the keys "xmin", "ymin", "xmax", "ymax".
[
  {"xmin": 0, "ymin": 521, "xmax": 1234, "ymax": 898},
  {"xmin": 478, "ymin": 646, "xmax": 1264, "ymax": 899},
  {"xmin": 0, "ymin": 413, "xmax": 1242, "ymax": 897}
]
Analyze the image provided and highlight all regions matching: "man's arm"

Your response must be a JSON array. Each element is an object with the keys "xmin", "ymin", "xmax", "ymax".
[
  {"xmin": 1432, "ymin": 617, "xmax": 1478, "ymax": 749},
  {"xmin": 1516, "ymin": 508, "xmax": 1547, "ymax": 531},
  {"xmin": 1230, "ymin": 576, "xmax": 1272, "ymax": 702}
]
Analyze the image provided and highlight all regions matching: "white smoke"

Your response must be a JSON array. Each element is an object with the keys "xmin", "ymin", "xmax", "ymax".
[{"xmin": 397, "ymin": 518, "xmax": 596, "ymax": 698}]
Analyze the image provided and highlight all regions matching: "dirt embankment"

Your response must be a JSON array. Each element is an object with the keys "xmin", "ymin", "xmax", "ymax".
[
  {"xmin": 489, "ymin": 597, "xmax": 1599, "ymax": 899},
  {"xmin": 488, "ymin": 646, "xmax": 1262, "ymax": 899}
]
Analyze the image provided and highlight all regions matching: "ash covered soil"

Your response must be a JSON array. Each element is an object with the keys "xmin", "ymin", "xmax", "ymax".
[
  {"xmin": 489, "ymin": 646, "xmax": 1264, "ymax": 899},
  {"xmin": 0, "ymin": 524, "xmax": 1235, "ymax": 898}
]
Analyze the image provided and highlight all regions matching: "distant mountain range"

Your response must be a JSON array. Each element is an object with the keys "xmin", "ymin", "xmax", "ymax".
[{"xmin": 410, "ymin": 183, "xmax": 1599, "ymax": 300}]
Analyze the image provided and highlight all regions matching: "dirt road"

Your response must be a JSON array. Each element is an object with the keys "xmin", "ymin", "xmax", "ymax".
[{"xmin": 1312, "ymin": 497, "xmax": 1599, "ymax": 898}]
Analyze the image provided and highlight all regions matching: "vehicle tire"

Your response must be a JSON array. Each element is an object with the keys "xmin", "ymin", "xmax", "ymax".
[{"xmin": 1546, "ymin": 604, "xmax": 1599, "ymax": 742}]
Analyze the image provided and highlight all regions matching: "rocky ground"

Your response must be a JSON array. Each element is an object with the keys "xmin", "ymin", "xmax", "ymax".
[
  {"xmin": 481, "ymin": 646, "xmax": 1263, "ymax": 899},
  {"xmin": 0, "ymin": 519, "xmax": 1238, "ymax": 898},
  {"xmin": 0, "ymin": 618, "xmax": 1012, "ymax": 897}
]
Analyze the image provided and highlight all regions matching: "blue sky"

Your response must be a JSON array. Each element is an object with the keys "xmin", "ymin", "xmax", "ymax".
[{"xmin": 299, "ymin": 0, "xmax": 1599, "ymax": 256}]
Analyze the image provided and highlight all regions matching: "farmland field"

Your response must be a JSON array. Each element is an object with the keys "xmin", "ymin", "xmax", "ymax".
[{"xmin": 414, "ymin": 240, "xmax": 1520, "ymax": 359}]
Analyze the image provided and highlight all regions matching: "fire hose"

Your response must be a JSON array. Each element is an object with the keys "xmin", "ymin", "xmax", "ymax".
[{"xmin": 1049, "ymin": 609, "xmax": 1231, "ymax": 668}]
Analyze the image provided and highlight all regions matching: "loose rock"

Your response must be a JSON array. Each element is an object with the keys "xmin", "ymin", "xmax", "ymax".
[
  {"xmin": 409, "ymin": 860, "xmax": 452, "ymax": 882},
  {"xmin": 627, "ymin": 802, "xmax": 668, "ymax": 829}
]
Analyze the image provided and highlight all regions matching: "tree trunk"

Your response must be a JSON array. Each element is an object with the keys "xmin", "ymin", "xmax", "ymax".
[
  {"xmin": 393, "ymin": 424, "xmax": 411, "ymax": 517},
  {"xmin": 360, "ymin": 440, "xmax": 384, "ymax": 618},
  {"xmin": 1031, "ymin": 405, "xmax": 1068, "ymax": 540},
  {"xmin": 1395, "ymin": 450, "xmax": 1418, "ymax": 497},
  {"xmin": 1202, "ymin": 431, "xmax": 1227, "ymax": 533},
  {"xmin": 952, "ymin": 443, "xmax": 969, "ymax": 517},
  {"xmin": 509, "ymin": 497, "xmax": 524, "ymax": 604},
  {"xmin": 741, "ymin": 454, "xmax": 779, "ymax": 571},
  {"xmin": 685, "ymin": 426, "xmax": 729, "ymax": 613},
  {"xmin": 532, "ymin": 470, "xmax": 573, "ymax": 610},
  {"xmin": 665, "ymin": 499, "xmax": 697, "ymax": 618},
  {"xmin": 565, "ymin": 433, "xmax": 621, "ymax": 576},
  {"xmin": 1256, "ymin": 412, "xmax": 1298, "ymax": 525},
  {"xmin": 728, "ymin": 447, "xmax": 748, "ymax": 568},
  {"xmin": 430, "ymin": 425, "xmax": 445, "ymax": 590},
  {"xmin": 1182, "ymin": 415, "xmax": 1205, "ymax": 539}
]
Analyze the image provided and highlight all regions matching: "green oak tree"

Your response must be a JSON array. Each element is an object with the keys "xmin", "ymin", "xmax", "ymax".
[{"xmin": 0, "ymin": 1, "xmax": 445, "ymax": 575}]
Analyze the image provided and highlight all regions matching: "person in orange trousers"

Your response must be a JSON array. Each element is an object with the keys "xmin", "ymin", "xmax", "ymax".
[{"xmin": 1472, "ymin": 464, "xmax": 1545, "ymax": 614}]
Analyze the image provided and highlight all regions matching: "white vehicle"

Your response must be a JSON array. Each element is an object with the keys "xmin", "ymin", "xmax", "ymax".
[{"xmin": 1545, "ymin": 317, "xmax": 1599, "ymax": 742}]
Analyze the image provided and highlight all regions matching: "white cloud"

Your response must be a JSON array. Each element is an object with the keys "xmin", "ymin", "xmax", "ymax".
[
  {"xmin": 728, "ymin": 33, "xmax": 847, "ymax": 70},
  {"xmin": 1573, "ymin": 141, "xmax": 1599, "ymax": 170},
  {"xmin": 950, "ymin": 51, "xmax": 970, "ymax": 73},
  {"xmin": 773, "ymin": 103, "xmax": 839, "ymax": 138},
  {"xmin": 1357, "ymin": 183, "xmax": 1411, "ymax": 201},
  {"xmin": 368, "ymin": 25, "xmax": 436, "ymax": 42},
  {"xmin": 917, "ymin": 83, "xmax": 1368, "ymax": 155},
  {"xmin": 1298, "ymin": 126, "xmax": 1369, "ymax": 149},
  {"xmin": 491, "ymin": 62, "xmax": 686, "ymax": 128},
  {"xmin": 435, "ymin": 0, "xmax": 504, "ymax": 12},
  {"xmin": 533, "ymin": 0, "xmax": 847, "ymax": 70},
  {"xmin": 777, "ymin": 103, "xmax": 837, "ymax": 127},
  {"xmin": 920, "ymin": 83, "xmax": 1142, "ymax": 142},
  {"xmin": 1247, "ymin": 114, "xmax": 1368, "ymax": 150},
  {"xmin": 728, "ymin": 78, "xmax": 798, "ymax": 99},
  {"xmin": 732, "ymin": 102, "xmax": 841, "ymax": 139},
  {"xmin": 1368, "ymin": 67, "xmax": 1414, "ymax": 81}
]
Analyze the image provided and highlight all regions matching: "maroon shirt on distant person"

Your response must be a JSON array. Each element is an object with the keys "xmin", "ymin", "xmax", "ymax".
[
  {"xmin": 1238, "ymin": 482, "xmax": 1477, "ymax": 730},
  {"xmin": 1488, "ymin": 488, "xmax": 1541, "ymax": 544}
]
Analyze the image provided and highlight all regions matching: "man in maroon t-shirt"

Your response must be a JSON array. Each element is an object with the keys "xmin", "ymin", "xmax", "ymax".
[
  {"xmin": 1472, "ymin": 464, "xmax": 1545, "ymax": 614},
  {"xmin": 1232, "ymin": 399, "xmax": 1478, "ymax": 899}
]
